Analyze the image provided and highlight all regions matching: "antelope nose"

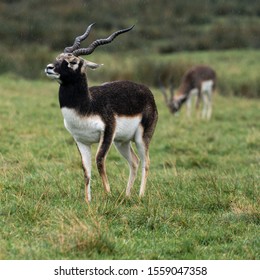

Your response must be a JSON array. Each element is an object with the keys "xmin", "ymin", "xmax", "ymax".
[
  {"xmin": 45, "ymin": 64, "xmax": 56, "ymax": 75},
  {"xmin": 46, "ymin": 64, "xmax": 54, "ymax": 71},
  {"xmin": 45, "ymin": 63, "xmax": 60, "ymax": 79}
]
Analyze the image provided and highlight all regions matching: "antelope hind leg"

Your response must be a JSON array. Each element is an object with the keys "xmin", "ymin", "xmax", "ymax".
[{"xmin": 114, "ymin": 141, "xmax": 139, "ymax": 196}]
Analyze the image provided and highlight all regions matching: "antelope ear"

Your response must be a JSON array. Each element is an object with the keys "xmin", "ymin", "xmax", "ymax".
[{"xmin": 82, "ymin": 60, "xmax": 104, "ymax": 71}]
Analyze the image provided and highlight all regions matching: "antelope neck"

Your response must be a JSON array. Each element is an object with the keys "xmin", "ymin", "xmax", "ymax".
[{"xmin": 59, "ymin": 75, "xmax": 90, "ymax": 110}]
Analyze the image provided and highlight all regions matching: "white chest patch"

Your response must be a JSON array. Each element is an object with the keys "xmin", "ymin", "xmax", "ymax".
[{"xmin": 61, "ymin": 108, "xmax": 105, "ymax": 144}]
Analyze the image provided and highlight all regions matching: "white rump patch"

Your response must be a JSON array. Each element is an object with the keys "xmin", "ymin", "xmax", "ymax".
[{"xmin": 201, "ymin": 80, "xmax": 214, "ymax": 92}]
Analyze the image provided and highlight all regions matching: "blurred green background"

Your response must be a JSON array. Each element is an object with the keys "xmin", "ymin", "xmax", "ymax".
[{"xmin": 0, "ymin": 0, "xmax": 259, "ymax": 96}]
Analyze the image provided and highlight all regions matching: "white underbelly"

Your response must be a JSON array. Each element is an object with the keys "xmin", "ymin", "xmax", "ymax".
[
  {"xmin": 61, "ymin": 108, "xmax": 142, "ymax": 144},
  {"xmin": 114, "ymin": 115, "xmax": 142, "ymax": 142}
]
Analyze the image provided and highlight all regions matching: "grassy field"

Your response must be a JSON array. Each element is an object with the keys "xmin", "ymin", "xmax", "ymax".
[{"xmin": 0, "ymin": 52, "xmax": 259, "ymax": 259}]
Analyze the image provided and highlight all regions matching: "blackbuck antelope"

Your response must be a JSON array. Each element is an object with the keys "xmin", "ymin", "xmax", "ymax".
[
  {"xmin": 45, "ymin": 24, "xmax": 158, "ymax": 202},
  {"xmin": 160, "ymin": 65, "xmax": 216, "ymax": 120}
]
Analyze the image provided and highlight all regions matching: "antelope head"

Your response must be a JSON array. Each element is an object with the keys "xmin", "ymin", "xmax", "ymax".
[
  {"xmin": 45, "ymin": 23, "xmax": 134, "ymax": 83},
  {"xmin": 159, "ymin": 81, "xmax": 184, "ymax": 114}
]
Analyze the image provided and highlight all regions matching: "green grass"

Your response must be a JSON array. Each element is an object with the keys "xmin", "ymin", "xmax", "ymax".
[{"xmin": 0, "ymin": 57, "xmax": 259, "ymax": 259}]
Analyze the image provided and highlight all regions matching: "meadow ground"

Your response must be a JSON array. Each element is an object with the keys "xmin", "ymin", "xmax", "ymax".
[{"xmin": 0, "ymin": 51, "xmax": 259, "ymax": 259}]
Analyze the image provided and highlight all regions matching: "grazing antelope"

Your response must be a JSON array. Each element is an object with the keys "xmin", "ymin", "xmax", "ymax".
[
  {"xmin": 45, "ymin": 24, "xmax": 158, "ymax": 202},
  {"xmin": 160, "ymin": 65, "xmax": 216, "ymax": 120}
]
